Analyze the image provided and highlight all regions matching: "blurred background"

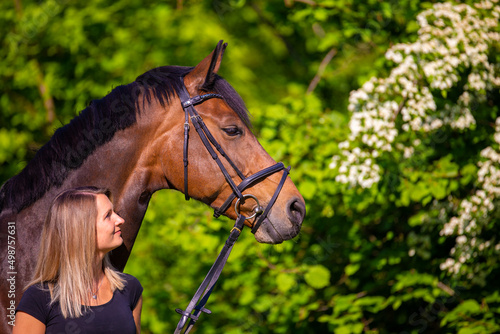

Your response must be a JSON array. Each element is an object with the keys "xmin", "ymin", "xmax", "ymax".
[{"xmin": 1, "ymin": 0, "xmax": 499, "ymax": 333}]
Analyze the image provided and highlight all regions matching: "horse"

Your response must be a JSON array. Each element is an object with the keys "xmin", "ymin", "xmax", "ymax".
[{"xmin": 0, "ymin": 41, "xmax": 305, "ymax": 333}]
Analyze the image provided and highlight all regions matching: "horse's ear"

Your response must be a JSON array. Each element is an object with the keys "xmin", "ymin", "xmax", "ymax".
[{"xmin": 184, "ymin": 40, "xmax": 227, "ymax": 92}]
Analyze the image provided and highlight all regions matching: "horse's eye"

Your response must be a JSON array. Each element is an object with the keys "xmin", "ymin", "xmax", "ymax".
[{"xmin": 222, "ymin": 127, "xmax": 242, "ymax": 136}]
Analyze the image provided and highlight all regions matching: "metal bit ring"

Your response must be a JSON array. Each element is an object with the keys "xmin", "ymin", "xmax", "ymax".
[{"xmin": 234, "ymin": 194, "xmax": 263, "ymax": 220}]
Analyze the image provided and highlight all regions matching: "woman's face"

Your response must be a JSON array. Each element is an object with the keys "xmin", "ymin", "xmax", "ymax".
[{"xmin": 95, "ymin": 194, "xmax": 124, "ymax": 257}]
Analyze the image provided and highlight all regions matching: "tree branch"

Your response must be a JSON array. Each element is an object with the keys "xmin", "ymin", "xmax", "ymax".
[
  {"xmin": 307, "ymin": 48, "xmax": 337, "ymax": 94},
  {"xmin": 34, "ymin": 60, "xmax": 55, "ymax": 124},
  {"xmin": 293, "ymin": 0, "xmax": 318, "ymax": 6},
  {"xmin": 437, "ymin": 281, "xmax": 455, "ymax": 296},
  {"xmin": 13, "ymin": 0, "xmax": 23, "ymax": 17},
  {"xmin": 392, "ymin": 96, "xmax": 408, "ymax": 121}
]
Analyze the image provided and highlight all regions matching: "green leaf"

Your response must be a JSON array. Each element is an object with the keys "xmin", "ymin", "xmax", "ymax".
[
  {"xmin": 299, "ymin": 180, "xmax": 317, "ymax": 200},
  {"xmin": 454, "ymin": 300, "xmax": 481, "ymax": 315},
  {"xmin": 304, "ymin": 265, "xmax": 331, "ymax": 289},
  {"xmin": 430, "ymin": 180, "xmax": 447, "ymax": 199},
  {"xmin": 410, "ymin": 181, "xmax": 430, "ymax": 202},
  {"xmin": 460, "ymin": 163, "xmax": 478, "ymax": 185},
  {"xmin": 276, "ymin": 273, "xmax": 296, "ymax": 293},
  {"xmin": 345, "ymin": 263, "xmax": 360, "ymax": 276}
]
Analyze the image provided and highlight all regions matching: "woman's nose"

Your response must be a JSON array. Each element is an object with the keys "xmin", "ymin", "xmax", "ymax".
[{"xmin": 115, "ymin": 214, "xmax": 125, "ymax": 226}]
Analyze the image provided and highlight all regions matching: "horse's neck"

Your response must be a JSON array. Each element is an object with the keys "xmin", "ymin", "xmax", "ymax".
[
  {"xmin": 68, "ymin": 126, "xmax": 158, "ymax": 224},
  {"xmin": 23, "ymin": 118, "xmax": 167, "ymax": 269}
]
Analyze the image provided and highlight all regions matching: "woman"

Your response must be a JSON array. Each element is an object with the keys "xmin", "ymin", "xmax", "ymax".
[{"xmin": 14, "ymin": 187, "xmax": 143, "ymax": 334}]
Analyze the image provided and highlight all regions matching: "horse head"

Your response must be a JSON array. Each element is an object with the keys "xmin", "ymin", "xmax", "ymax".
[{"xmin": 147, "ymin": 41, "xmax": 306, "ymax": 243}]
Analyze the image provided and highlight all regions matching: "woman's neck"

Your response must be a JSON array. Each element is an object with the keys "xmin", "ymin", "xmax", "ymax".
[
  {"xmin": 92, "ymin": 259, "xmax": 105, "ymax": 282},
  {"xmin": 87, "ymin": 259, "xmax": 109, "ymax": 304}
]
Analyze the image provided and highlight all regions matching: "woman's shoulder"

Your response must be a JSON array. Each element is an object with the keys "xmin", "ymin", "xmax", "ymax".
[
  {"xmin": 22, "ymin": 283, "xmax": 52, "ymax": 300},
  {"xmin": 118, "ymin": 273, "xmax": 143, "ymax": 308},
  {"xmin": 121, "ymin": 273, "xmax": 141, "ymax": 286},
  {"xmin": 119, "ymin": 273, "xmax": 143, "ymax": 293},
  {"xmin": 17, "ymin": 283, "xmax": 55, "ymax": 323},
  {"xmin": 19, "ymin": 283, "xmax": 54, "ymax": 309}
]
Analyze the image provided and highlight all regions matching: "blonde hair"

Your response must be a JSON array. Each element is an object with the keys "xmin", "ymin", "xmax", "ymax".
[{"xmin": 27, "ymin": 187, "xmax": 125, "ymax": 318}]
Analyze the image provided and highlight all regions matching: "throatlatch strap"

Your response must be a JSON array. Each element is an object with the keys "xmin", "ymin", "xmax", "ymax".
[{"xmin": 174, "ymin": 215, "xmax": 246, "ymax": 334}]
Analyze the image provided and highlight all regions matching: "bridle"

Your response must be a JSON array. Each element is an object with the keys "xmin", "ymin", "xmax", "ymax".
[
  {"xmin": 174, "ymin": 76, "xmax": 290, "ymax": 333},
  {"xmin": 178, "ymin": 77, "xmax": 289, "ymax": 233}
]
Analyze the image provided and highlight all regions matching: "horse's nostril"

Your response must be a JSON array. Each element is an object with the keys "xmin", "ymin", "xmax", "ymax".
[{"xmin": 287, "ymin": 198, "xmax": 306, "ymax": 225}]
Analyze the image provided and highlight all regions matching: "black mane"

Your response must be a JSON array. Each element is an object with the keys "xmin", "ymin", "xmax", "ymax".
[{"xmin": 0, "ymin": 66, "xmax": 250, "ymax": 213}]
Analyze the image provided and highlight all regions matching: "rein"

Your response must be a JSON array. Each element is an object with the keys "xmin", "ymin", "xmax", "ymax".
[{"xmin": 174, "ymin": 77, "xmax": 290, "ymax": 333}]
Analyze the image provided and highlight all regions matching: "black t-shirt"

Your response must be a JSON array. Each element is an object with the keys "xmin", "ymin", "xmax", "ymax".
[{"xmin": 16, "ymin": 273, "xmax": 143, "ymax": 334}]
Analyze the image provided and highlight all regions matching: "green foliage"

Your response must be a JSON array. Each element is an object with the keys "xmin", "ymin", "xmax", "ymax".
[{"xmin": 3, "ymin": 0, "xmax": 500, "ymax": 333}]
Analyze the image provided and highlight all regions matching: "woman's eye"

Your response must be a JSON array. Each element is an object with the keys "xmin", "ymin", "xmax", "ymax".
[{"xmin": 222, "ymin": 127, "xmax": 241, "ymax": 136}]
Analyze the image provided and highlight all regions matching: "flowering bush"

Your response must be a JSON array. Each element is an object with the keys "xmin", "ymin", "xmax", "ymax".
[
  {"xmin": 440, "ymin": 117, "xmax": 500, "ymax": 284},
  {"xmin": 331, "ymin": 0, "xmax": 500, "ymax": 286}
]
